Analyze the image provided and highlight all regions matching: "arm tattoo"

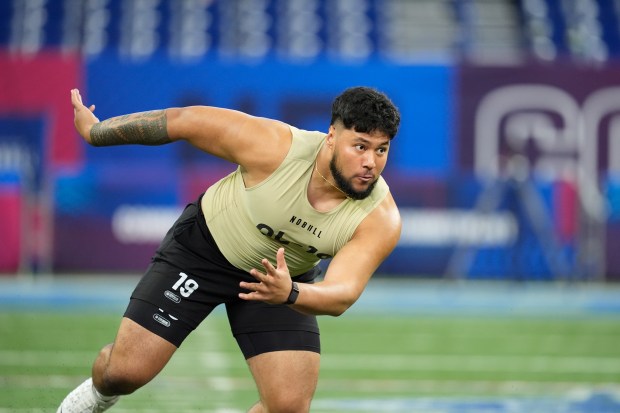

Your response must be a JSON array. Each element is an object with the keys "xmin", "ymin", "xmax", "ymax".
[{"xmin": 90, "ymin": 110, "xmax": 171, "ymax": 146}]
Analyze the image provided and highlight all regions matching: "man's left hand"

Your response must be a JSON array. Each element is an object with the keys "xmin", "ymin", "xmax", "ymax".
[{"xmin": 239, "ymin": 248, "xmax": 294, "ymax": 304}]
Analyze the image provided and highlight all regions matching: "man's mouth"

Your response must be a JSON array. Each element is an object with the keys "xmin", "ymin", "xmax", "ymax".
[{"xmin": 357, "ymin": 174, "xmax": 374, "ymax": 183}]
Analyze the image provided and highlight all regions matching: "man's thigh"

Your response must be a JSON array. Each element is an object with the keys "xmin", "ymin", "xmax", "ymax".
[{"xmin": 99, "ymin": 317, "xmax": 177, "ymax": 385}]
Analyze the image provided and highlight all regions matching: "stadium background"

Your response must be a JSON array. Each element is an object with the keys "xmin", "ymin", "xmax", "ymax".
[
  {"xmin": 1, "ymin": 1, "xmax": 620, "ymax": 412},
  {"xmin": 3, "ymin": 0, "xmax": 620, "ymax": 281}
]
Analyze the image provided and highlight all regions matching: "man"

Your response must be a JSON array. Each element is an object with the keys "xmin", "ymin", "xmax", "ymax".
[{"xmin": 59, "ymin": 86, "xmax": 401, "ymax": 412}]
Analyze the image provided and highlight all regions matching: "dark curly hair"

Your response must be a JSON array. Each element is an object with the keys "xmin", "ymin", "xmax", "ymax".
[{"xmin": 330, "ymin": 86, "xmax": 400, "ymax": 139}]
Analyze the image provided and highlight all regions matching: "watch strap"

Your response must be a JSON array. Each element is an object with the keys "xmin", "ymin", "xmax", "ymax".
[{"xmin": 285, "ymin": 281, "xmax": 299, "ymax": 305}]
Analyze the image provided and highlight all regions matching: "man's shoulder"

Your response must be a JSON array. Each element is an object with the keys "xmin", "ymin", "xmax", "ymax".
[
  {"xmin": 352, "ymin": 190, "xmax": 401, "ymax": 252},
  {"xmin": 290, "ymin": 126, "xmax": 326, "ymax": 142},
  {"xmin": 286, "ymin": 126, "xmax": 325, "ymax": 161}
]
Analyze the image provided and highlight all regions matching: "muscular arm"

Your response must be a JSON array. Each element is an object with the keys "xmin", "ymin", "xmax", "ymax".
[
  {"xmin": 71, "ymin": 88, "xmax": 291, "ymax": 177},
  {"xmin": 90, "ymin": 110, "xmax": 170, "ymax": 146},
  {"xmin": 292, "ymin": 194, "xmax": 401, "ymax": 316}
]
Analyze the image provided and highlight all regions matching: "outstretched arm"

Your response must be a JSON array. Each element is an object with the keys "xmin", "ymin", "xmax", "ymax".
[
  {"xmin": 70, "ymin": 89, "xmax": 292, "ymax": 175},
  {"xmin": 71, "ymin": 89, "xmax": 170, "ymax": 146},
  {"xmin": 91, "ymin": 111, "xmax": 170, "ymax": 146}
]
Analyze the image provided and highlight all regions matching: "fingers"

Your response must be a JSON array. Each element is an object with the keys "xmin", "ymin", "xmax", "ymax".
[
  {"xmin": 248, "ymin": 268, "xmax": 264, "ymax": 283},
  {"xmin": 260, "ymin": 258, "xmax": 275, "ymax": 275},
  {"xmin": 238, "ymin": 290, "xmax": 262, "ymax": 301},
  {"xmin": 239, "ymin": 280, "xmax": 263, "ymax": 293},
  {"xmin": 260, "ymin": 248, "xmax": 286, "ymax": 275},
  {"xmin": 71, "ymin": 89, "xmax": 95, "ymax": 112},
  {"xmin": 238, "ymin": 278, "xmax": 269, "ymax": 302},
  {"xmin": 70, "ymin": 88, "xmax": 83, "ymax": 108},
  {"xmin": 275, "ymin": 247, "xmax": 287, "ymax": 271}
]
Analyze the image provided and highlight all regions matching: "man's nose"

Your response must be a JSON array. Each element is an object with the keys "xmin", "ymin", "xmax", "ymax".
[{"xmin": 362, "ymin": 152, "xmax": 376, "ymax": 169}]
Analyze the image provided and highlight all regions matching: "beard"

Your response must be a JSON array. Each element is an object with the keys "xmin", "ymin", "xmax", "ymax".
[{"xmin": 329, "ymin": 154, "xmax": 378, "ymax": 200}]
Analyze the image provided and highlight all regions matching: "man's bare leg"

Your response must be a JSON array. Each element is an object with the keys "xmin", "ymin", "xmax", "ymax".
[
  {"xmin": 57, "ymin": 318, "xmax": 177, "ymax": 412},
  {"xmin": 246, "ymin": 350, "xmax": 320, "ymax": 413}
]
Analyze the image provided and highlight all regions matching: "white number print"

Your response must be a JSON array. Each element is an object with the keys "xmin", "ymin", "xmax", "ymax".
[{"xmin": 172, "ymin": 272, "xmax": 199, "ymax": 298}]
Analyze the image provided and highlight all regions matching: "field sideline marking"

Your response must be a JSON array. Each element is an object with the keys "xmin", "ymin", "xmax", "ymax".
[
  {"xmin": 321, "ymin": 353, "xmax": 620, "ymax": 374},
  {"xmin": 2, "ymin": 350, "xmax": 619, "ymax": 375},
  {"xmin": 2, "ymin": 373, "xmax": 620, "ymax": 395}
]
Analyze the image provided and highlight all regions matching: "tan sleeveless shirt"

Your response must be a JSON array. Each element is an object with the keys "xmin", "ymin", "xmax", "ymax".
[{"xmin": 201, "ymin": 126, "xmax": 389, "ymax": 276}]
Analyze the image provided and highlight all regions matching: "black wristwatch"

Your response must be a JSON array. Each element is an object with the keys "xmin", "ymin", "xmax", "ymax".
[{"xmin": 285, "ymin": 281, "xmax": 299, "ymax": 305}]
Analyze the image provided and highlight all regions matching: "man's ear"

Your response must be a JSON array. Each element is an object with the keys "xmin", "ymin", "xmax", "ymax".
[{"xmin": 326, "ymin": 125, "xmax": 336, "ymax": 147}]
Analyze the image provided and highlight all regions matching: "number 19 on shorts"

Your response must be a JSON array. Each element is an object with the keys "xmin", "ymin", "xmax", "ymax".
[{"xmin": 172, "ymin": 272, "xmax": 199, "ymax": 298}]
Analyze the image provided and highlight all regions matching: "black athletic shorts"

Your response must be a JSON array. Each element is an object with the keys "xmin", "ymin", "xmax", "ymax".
[{"xmin": 123, "ymin": 198, "xmax": 321, "ymax": 358}]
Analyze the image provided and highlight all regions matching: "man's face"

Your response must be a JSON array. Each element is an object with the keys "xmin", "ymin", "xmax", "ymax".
[{"xmin": 327, "ymin": 123, "xmax": 390, "ymax": 200}]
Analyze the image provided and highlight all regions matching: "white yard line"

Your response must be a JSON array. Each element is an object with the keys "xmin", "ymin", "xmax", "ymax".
[
  {"xmin": 3, "ymin": 373, "xmax": 620, "ymax": 395},
  {"xmin": 321, "ymin": 353, "xmax": 620, "ymax": 374},
  {"xmin": 2, "ymin": 349, "xmax": 619, "ymax": 374}
]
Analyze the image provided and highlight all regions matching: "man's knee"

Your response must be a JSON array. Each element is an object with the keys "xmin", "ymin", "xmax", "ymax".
[
  {"xmin": 91, "ymin": 319, "xmax": 178, "ymax": 396},
  {"xmin": 248, "ymin": 350, "xmax": 319, "ymax": 413},
  {"xmin": 98, "ymin": 369, "xmax": 144, "ymax": 396},
  {"xmin": 92, "ymin": 344, "xmax": 149, "ymax": 396},
  {"xmin": 261, "ymin": 392, "xmax": 312, "ymax": 413}
]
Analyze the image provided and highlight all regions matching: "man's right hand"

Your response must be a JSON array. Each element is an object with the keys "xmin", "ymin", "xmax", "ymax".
[{"xmin": 71, "ymin": 88, "xmax": 99, "ymax": 144}]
